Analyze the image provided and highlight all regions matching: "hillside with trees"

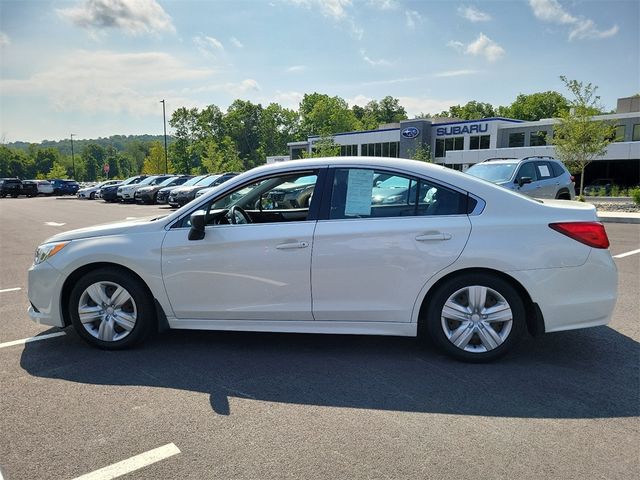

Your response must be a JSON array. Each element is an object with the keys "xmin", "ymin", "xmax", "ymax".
[{"xmin": 1, "ymin": 90, "xmax": 582, "ymax": 181}]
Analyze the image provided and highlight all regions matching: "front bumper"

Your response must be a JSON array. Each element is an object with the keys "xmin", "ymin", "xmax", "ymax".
[{"xmin": 27, "ymin": 261, "xmax": 65, "ymax": 328}]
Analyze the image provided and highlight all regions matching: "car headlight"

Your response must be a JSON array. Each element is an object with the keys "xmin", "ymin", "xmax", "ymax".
[{"xmin": 34, "ymin": 241, "xmax": 69, "ymax": 265}]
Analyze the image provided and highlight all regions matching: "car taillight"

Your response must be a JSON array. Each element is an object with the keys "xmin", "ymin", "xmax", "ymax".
[{"xmin": 549, "ymin": 222, "xmax": 610, "ymax": 249}]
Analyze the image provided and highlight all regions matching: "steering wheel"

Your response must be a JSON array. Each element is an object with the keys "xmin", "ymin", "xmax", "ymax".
[{"xmin": 228, "ymin": 205, "xmax": 252, "ymax": 224}]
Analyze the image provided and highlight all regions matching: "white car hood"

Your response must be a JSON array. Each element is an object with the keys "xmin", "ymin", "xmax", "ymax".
[{"xmin": 44, "ymin": 216, "xmax": 166, "ymax": 243}]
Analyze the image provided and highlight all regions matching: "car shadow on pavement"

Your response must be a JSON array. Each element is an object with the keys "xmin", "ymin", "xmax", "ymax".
[{"xmin": 20, "ymin": 326, "xmax": 639, "ymax": 419}]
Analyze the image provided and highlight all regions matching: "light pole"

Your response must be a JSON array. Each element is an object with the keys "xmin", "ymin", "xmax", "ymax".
[
  {"xmin": 70, "ymin": 133, "xmax": 76, "ymax": 179},
  {"xmin": 160, "ymin": 99, "xmax": 168, "ymax": 173}
]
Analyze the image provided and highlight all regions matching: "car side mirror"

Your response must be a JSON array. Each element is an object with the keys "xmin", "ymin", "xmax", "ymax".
[
  {"xmin": 518, "ymin": 177, "xmax": 532, "ymax": 187},
  {"xmin": 188, "ymin": 210, "xmax": 206, "ymax": 240}
]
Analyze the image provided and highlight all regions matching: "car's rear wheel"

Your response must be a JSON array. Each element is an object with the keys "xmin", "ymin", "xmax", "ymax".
[
  {"xmin": 424, "ymin": 273, "xmax": 525, "ymax": 362},
  {"xmin": 89, "ymin": 191, "xmax": 96, "ymax": 199},
  {"xmin": 68, "ymin": 268, "xmax": 154, "ymax": 349}
]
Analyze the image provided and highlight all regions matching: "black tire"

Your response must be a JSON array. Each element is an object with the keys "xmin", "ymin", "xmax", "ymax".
[
  {"xmin": 11, "ymin": 194, "xmax": 18, "ymax": 198},
  {"xmin": 68, "ymin": 267, "xmax": 155, "ymax": 349},
  {"xmin": 89, "ymin": 191, "xmax": 96, "ymax": 199},
  {"xmin": 555, "ymin": 190, "xmax": 571, "ymax": 200},
  {"xmin": 423, "ymin": 272, "xmax": 525, "ymax": 362}
]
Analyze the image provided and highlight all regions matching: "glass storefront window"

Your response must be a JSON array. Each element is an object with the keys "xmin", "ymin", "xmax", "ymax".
[
  {"xmin": 530, "ymin": 131, "xmax": 547, "ymax": 146},
  {"xmin": 614, "ymin": 125, "xmax": 625, "ymax": 142},
  {"xmin": 508, "ymin": 132, "xmax": 525, "ymax": 148},
  {"xmin": 633, "ymin": 124, "xmax": 640, "ymax": 141},
  {"xmin": 470, "ymin": 135, "xmax": 490, "ymax": 150}
]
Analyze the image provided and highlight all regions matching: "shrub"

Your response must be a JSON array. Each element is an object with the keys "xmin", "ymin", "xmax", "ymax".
[
  {"xmin": 610, "ymin": 184, "xmax": 620, "ymax": 197},
  {"xmin": 630, "ymin": 187, "xmax": 640, "ymax": 206}
]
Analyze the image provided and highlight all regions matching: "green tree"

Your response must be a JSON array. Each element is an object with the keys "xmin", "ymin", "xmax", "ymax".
[
  {"xmin": 299, "ymin": 93, "xmax": 361, "ymax": 137},
  {"xmin": 224, "ymin": 99, "xmax": 263, "ymax": 169},
  {"xmin": 47, "ymin": 161, "xmax": 69, "ymax": 179},
  {"xmin": 202, "ymin": 137, "xmax": 244, "ymax": 173},
  {"xmin": 81, "ymin": 143, "xmax": 105, "ymax": 181},
  {"xmin": 441, "ymin": 101, "xmax": 496, "ymax": 120},
  {"xmin": 500, "ymin": 91, "xmax": 569, "ymax": 121},
  {"xmin": 552, "ymin": 76, "xmax": 616, "ymax": 199},
  {"xmin": 169, "ymin": 107, "xmax": 200, "ymax": 174},
  {"xmin": 259, "ymin": 103, "xmax": 300, "ymax": 157},
  {"xmin": 302, "ymin": 136, "xmax": 340, "ymax": 158},
  {"xmin": 408, "ymin": 143, "xmax": 432, "ymax": 162},
  {"xmin": 358, "ymin": 96, "xmax": 408, "ymax": 129},
  {"xmin": 142, "ymin": 142, "xmax": 173, "ymax": 174}
]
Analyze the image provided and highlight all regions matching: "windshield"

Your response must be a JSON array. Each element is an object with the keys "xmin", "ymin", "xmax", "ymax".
[
  {"xmin": 136, "ymin": 176, "xmax": 159, "ymax": 187},
  {"xmin": 466, "ymin": 163, "xmax": 518, "ymax": 183},
  {"xmin": 157, "ymin": 176, "xmax": 179, "ymax": 187},
  {"xmin": 198, "ymin": 175, "xmax": 222, "ymax": 187},
  {"xmin": 122, "ymin": 176, "xmax": 143, "ymax": 185},
  {"xmin": 181, "ymin": 175, "xmax": 208, "ymax": 186}
]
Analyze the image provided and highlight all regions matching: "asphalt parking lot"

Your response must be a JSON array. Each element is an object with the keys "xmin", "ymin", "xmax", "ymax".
[{"xmin": 0, "ymin": 196, "xmax": 638, "ymax": 480}]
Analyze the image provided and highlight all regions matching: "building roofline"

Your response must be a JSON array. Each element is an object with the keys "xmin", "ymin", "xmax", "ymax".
[{"xmin": 431, "ymin": 117, "xmax": 523, "ymax": 127}]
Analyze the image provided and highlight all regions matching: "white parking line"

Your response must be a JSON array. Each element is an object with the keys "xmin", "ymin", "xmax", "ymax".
[
  {"xmin": 0, "ymin": 331, "xmax": 66, "ymax": 349},
  {"xmin": 72, "ymin": 443, "xmax": 181, "ymax": 480},
  {"xmin": 613, "ymin": 248, "xmax": 640, "ymax": 259},
  {"xmin": 44, "ymin": 222, "xmax": 66, "ymax": 226},
  {"xmin": 0, "ymin": 287, "xmax": 21, "ymax": 293}
]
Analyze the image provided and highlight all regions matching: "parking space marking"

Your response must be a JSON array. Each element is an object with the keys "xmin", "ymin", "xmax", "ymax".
[
  {"xmin": 44, "ymin": 222, "xmax": 66, "ymax": 226},
  {"xmin": 72, "ymin": 443, "xmax": 181, "ymax": 480},
  {"xmin": 0, "ymin": 331, "xmax": 66, "ymax": 349},
  {"xmin": 0, "ymin": 287, "xmax": 21, "ymax": 293},
  {"xmin": 613, "ymin": 248, "xmax": 640, "ymax": 259}
]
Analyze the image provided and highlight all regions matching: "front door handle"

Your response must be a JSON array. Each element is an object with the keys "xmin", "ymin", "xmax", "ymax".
[
  {"xmin": 415, "ymin": 232, "xmax": 452, "ymax": 242},
  {"xmin": 276, "ymin": 241, "xmax": 309, "ymax": 250}
]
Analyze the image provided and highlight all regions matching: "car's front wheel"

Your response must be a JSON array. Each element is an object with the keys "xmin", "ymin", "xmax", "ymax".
[
  {"xmin": 68, "ymin": 268, "xmax": 154, "ymax": 349},
  {"xmin": 424, "ymin": 273, "xmax": 525, "ymax": 362}
]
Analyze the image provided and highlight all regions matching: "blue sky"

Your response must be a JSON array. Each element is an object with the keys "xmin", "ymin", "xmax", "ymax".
[{"xmin": 0, "ymin": 0, "xmax": 638, "ymax": 143}]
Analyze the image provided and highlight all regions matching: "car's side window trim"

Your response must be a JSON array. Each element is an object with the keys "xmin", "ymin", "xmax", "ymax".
[
  {"xmin": 319, "ymin": 166, "xmax": 474, "ymax": 221},
  {"xmin": 168, "ymin": 167, "xmax": 329, "ymax": 229}
]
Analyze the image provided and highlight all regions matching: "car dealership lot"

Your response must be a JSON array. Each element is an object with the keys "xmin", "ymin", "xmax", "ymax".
[{"xmin": 0, "ymin": 196, "xmax": 638, "ymax": 479}]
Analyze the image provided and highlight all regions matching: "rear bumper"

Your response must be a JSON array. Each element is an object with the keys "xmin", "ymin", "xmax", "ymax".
[{"xmin": 509, "ymin": 249, "xmax": 617, "ymax": 333}]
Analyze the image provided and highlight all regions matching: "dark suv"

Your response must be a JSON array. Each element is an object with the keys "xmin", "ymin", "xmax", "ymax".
[
  {"xmin": 0, "ymin": 178, "xmax": 24, "ymax": 197},
  {"xmin": 50, "ymin": 179, "xmax": 80, "ymax": 196},
  {"xmin": 466, "ymin": 156, "xmax": 575, "ymax": 200}
]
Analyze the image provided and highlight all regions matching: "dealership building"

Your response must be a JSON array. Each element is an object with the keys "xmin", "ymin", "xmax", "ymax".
[{"xmin": 286, "ymin": 96, "xmax": 640, "ymax": 186}]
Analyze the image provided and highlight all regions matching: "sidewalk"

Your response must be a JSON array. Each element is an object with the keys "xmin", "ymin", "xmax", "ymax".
[{"xmin": 597, "ymin": 211, "xmax": 640, "ymax": 224}]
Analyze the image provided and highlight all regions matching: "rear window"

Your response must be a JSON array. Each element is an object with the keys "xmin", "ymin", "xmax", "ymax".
[
  {"xmin": 466, "ymin": 163, "xmax": 517, "ymax": 183},
  {"xmin": 550, "ymin": 162, "xmax": 566, "ymax": 177}
]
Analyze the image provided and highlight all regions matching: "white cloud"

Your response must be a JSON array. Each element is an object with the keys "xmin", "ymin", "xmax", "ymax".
[
  {"xmin": 286, "ymin": 65, "xmax": 306, "ymax": 72},
  {"xmin": 347, "ymin": 94, "xmax": 373, "ymax": 107},
  {"xmin": 448, "ymin": 33, "xmax": 505, "ymax": 62},
  {"xmin": 457, "ymin": 5, "xmax": 491, "ymax": 22},
  {"xmin": 397, "ymin": 96, "xmax": 460, "ymax": 117},
  {"xmin": 193, "ymin": 35, "xmax": 224, "ymax": 56},
  {"xmin": 230, "ymin": 36, "xmax": 244, "ymax": 48},
  {"xmin": 0, "ymin": 32, "xmax": 10, "ymax": 47},
  {"xmin": 405, "ymin": 10, "xmax": 422, "ymax": 29},
  {"xmin": 0, "ymin": 50, "xmax": 213, "ymax": 115},
  {"xmin": 58, "ymin": 0, "xmax": 175, "ymax": 36},
  {"xmin": 274, "ymin": 90, "xmax": 304, "ymax": 109},
  {"xmin": 360, "ymin": 50, "xmax": 391, "ymax": 66},
  {"xmin": 368, "ymin": 0, "xmax": 398, "ymax": 10},
  {"xmin": 286, "ymin": 0, "xmax": 362, "ymax": 38},
  {"xmin": 432, "ymin": 69, "xmax": 478, "ymax": 78},
  {"xmin": 528, "ymin": 0, "xmax": 619, "ymax": 41}
]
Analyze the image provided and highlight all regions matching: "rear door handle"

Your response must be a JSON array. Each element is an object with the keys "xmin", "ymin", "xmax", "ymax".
[
  {"xmin": 415, "ymin": 232, "xmax": 452, "ymax": 242},
  {"xmin": 276, "ymin": 241, "xmax": 309, "ymax": 250}
]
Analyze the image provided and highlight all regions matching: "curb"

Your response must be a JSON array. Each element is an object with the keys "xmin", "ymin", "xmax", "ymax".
[{"xmin": 597, "ymin": 213, "xmax": 640, "ymax": 225}]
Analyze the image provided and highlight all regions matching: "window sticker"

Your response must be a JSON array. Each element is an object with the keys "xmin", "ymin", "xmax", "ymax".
[
  {"xmin": 345, "ymin": 169, "xmax": 374, "ymax": 216},
  {"xmin": 537, "ymin": 165, "xmax": 551, "ymax": 177}
]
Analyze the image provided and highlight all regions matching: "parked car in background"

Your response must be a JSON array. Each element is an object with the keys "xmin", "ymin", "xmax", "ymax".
[
  {"xmin": 583, "ymin": 178, "xmax": 615, "ymax": 196},
  {"xmin": 98, "ymin": 182, "xmax": 124, "ymax": 202},
  {"xmin": 135, "ymin": 175, "xmax": 192, "ymax": 204},
  {"xmin": 77, "ymin": 180, "xmax": 121, "ymax": 199},
  {"xmin": 169, "ymin": 172, "xmax": 238, "ymax": 207},
  {"xmin": 30, "ymin": 180, "xmax": 54, "ymax": 195},
  {"xmin": 465, "ymin": 156, "xmax": 575, "ymax": 200},
  {"xmin": 0, "ymin": 178, "xmax": 24, "ymax": 197},
  {"xmin": 50, "ymin": 179, "xmax": 80, "ymax": 196},
  {"xmin": 20, "ymin": 180, "xmax": 39, "ymax": 197},
  {"xmin": 156, "ymin": 174, "xmax": 208, "ymax": 204},
  {"xmin": 118, "ymin": 175, "xmax": 170, "ymax": 202},
  {"xmin": 109, "ymin": 175, "xmax": 147, "ymax": 202},
  {"xmin": 27, "ymin": 157, "xmax": 617, "ymax": 362}
]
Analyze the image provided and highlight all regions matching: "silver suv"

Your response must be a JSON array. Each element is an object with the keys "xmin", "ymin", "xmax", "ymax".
[{"xmin": 465, "ymin": 156, "xmax": 575, "ymax": 200}]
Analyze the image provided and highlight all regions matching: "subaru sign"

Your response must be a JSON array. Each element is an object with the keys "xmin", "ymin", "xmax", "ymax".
[
  {"xmin": 436, "ymin": 123, "xmax": 488, "ymax": 136},
  {"xmin": 401, "ymin": 127, "xmax": 420, "ymax": 139}
]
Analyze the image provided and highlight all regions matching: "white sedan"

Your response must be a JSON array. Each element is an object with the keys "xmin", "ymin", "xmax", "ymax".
[
  {"xmin": 27, "ymin": 157, "xmax": 617, "ymax": 361},
  {"xmin": 77, "ymin": 180, "xmax": 121, "ymax": 199}
]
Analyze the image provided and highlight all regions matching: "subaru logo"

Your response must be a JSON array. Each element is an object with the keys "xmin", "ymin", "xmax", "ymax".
[{"xmin": 401, "ymin": 127, "xmax": 419, "ymax": 139}]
